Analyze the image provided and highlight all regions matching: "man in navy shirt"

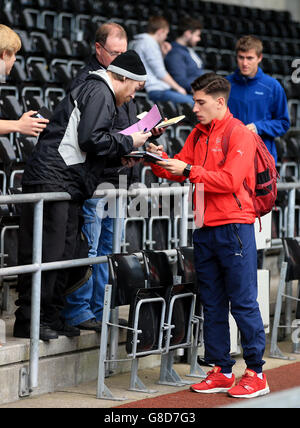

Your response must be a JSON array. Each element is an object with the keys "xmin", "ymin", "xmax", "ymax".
[
  {"xmin": 165, "ymin": 17, "xmax": 203, "ymax": 94},
  {"xmin": 226, "ymin": 35, "xmax": 290, "ymax": 165}
]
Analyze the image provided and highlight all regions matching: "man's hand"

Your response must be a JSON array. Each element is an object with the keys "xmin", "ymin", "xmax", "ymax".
[
  {"xmin": 177, "ymin": 86, "xmax": 187, "ymax": 95},
  {"xmin": 156, "ymin": 158, "xmax": 188, "ymax": 175},
  {"xmin": 146, "ymin": 142, "xmax": 164, "ymax": 157},
  {"xmin": 151, "ymin": 126, "xmax": 165, "ymax": 138},
  {"xmin": 121, "ymin": 157, "xmax": 142, "ymax": 168},
  {"xmin": 17, "ymin": 111, "xmax": 49, "ymax": 136},
  {"xmin": 131, "ymin": 130, "xmax": 152, "ymax": 148},
  {"xmin": 160, "ymin": 41, "xmax": 172, "ymax": 57},
  {"xmin": 246, "ymin": 123, "xmax": 257, "ymax": 133}
]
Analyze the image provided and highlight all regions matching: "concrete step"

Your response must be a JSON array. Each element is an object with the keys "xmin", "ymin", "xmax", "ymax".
[
  {"xmin": 0, "ymin": 317, "xmax": 102, "ymax": 405},
  {"xmin": 0, "ymin": 313, "xmax": 161, "ymax": 406}
]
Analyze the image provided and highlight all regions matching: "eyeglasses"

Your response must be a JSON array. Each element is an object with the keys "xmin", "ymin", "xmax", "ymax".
[{"xmin": 98, "ymin": 42, "xmax": 123, "ymax": 57}]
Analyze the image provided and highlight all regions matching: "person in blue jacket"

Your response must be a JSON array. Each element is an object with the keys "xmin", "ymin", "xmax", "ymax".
[
  {"xmin": 165, "ymin": 17, "xmax": 203, "ymax": 94},
  {"xmin": 226, "ymin": 35, "xmax": 290, "ymax": 165}
]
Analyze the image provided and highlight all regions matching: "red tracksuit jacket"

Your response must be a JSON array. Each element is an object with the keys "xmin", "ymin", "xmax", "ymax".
[{"xmin": 151, "ymin": 109, "xmax": 257, "ymax": 227}]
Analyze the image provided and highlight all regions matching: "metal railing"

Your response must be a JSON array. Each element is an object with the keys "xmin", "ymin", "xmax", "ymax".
[
  {"xmin": 272, "ymin": 182, "xmax": 300, "ymax": 338},
  {"xmin": 0, "ymin": 185, "xmax": 190, "ymax": 394},
  {"xmin": 272, "ymin": 182, "xmax": 300, "ymax": 247},
  {"xmin": 1, "ymin": 181, "xmax": 300, "ymax": 393}
]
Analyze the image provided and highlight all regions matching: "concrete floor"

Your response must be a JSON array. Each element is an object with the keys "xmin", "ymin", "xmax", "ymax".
[{"xmin": 1, "ymin": 340, "xmax": 299, "ymax": 408}]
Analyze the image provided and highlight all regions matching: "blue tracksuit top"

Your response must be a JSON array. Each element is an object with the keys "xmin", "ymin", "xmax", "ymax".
[
  {"xmin": 226, "ymin": 67, "xmax": 290, "ymax": 164},
  {"xmin": 165, "ymin": 41, "xmax": 203, "ymax": 93}
]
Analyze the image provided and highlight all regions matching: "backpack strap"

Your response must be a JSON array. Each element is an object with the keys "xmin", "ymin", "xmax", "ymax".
[
  {"xmin": 193, "ymin": 127, "xmax": 202, "ymax": 149},
  {"xmin": 218, "ymin": 117, "xmax": 243, "ymax": 167}
]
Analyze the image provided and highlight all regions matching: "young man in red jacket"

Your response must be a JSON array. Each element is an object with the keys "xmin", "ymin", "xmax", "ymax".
[{"xmin": 148, "ymin": 72, "xmax": 269, "ymax": 399}]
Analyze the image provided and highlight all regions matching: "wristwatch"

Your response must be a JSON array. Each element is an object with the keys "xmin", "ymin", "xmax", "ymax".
[{"xmin": 183, "ymin": 164, "xmax": 192, "ymax": 177}]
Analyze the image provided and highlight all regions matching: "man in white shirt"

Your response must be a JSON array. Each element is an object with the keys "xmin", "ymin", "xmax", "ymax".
[{"xmin": 130, "ymin": 16, "xmax": 194, "ymax": 105}]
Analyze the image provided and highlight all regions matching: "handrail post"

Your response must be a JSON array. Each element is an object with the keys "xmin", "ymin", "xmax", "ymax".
[
  {"xmin": 285, "ymin": 188, "xmax": 296, "ymax": 335},
  {"xmin": 179, "ymin": 185, "xmax": 189, "ymax": 247},
  {"xmin": 109, "ymin": 190, "xmax": 124, "ymax": 373},
  {"xmin": 29, "ymin": 199, "xmax": 44, "ymax": 390}
]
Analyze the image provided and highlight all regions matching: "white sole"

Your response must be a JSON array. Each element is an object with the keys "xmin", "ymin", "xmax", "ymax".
[
  {"xmin": 228, "ymin": 387, "xmax": 270, "ymax": 399},
  {"xmin": 191, "ymin": 387, "xmax": 233, "ymax": 394}
]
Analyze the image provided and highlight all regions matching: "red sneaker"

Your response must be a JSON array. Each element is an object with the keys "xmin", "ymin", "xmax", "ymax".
[
  {"xmin": 228, "ymin": 369, "xmax": 270, "ymax": 399},
  {"xmin": 190, "ymin": 366, "xmax": 235, "ymax": 394}
]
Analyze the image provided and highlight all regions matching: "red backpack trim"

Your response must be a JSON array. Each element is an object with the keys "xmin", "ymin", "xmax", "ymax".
[{"xmin": 219, "ymin": 118, "xmax": 279, "ymax": 231}]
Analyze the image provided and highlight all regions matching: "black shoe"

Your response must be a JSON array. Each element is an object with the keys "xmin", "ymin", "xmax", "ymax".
[
  {"xmin": 49, "ymin": 320, "xmax": 80, "ymax": 337},
  {"xmin": 40, "ymin": 323, "xmax": 59, "ymax": 341},
  {"xmin": 75, "ymin": 318, "xmax": 102, "ymax": 333},
  {"xmin": 56, "ymin": 324, "xmax": 80, "ymax": 337},
  {"xmin": 13, "ymin": 321, "xmax": 58, "ymax": 341}
]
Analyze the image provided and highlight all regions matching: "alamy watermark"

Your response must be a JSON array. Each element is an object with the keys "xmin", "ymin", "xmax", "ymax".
[
  {"xmin": 291, "ymin": 59, "xmax": 300, "ymax": 84},
  {"xmin": 291, "ymin": 319, "xmax": 300, "ymax": 345},
  {"xmin": 94, "ymin": 177, "xmax": 204, "ymax": 229}
]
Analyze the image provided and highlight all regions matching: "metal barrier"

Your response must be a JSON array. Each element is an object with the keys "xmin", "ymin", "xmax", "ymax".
[
  {"xmin": 272, "ymin": 182, "xmax": 300, "ymax": 244},
  {"xmin": 0, "ymin": 185, "xmax": 190, "ymax": 395},
  {"xmin": 270, "ymin": 182, "xmax": 300, "ymax": 360},
  {"xmin": 2, "ymin": 181, "xmax": 300, "ymax": 394}
]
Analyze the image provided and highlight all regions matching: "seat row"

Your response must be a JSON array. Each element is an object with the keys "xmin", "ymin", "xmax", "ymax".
[
  {"xmin": 11, "ymin": 0, "xmax": 293, "ymax": 25},
  {"xmin": 97, "ymin": 248, "xmax": 204, "ymax": 397},
  {"xmin": 0, "ymin": 85, "xmax": 66, "ymax": 121},
  {"xmin": 2, "ymin": 4, "xmax": 299, "ymax": 43},
  {"xmin": 8, "ymin": 55, "xmax": 86, "ymax": 86}
]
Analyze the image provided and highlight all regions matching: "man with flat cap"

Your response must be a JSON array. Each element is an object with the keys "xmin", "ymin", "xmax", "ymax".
[{"xmin": 14, "ymin": 51, "xmax": 151, "ymax": 341}]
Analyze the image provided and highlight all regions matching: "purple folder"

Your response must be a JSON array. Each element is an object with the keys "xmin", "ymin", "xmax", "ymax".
[{"xmin": 119, "ymin": 104, "xmax": 162, "ymax": 135}]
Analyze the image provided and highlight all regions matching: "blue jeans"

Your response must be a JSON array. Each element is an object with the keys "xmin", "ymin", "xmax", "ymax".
[
  {"xmin": 62, "ymin": 197, "xmax": 124, "ymax": 325},
  {"xmin": 193, "ymin": 224, "xmax": 266, "ymax": 373},
  {"xmin": 147, "ymin": 89, "xmax": 194, "ymax": 105}
]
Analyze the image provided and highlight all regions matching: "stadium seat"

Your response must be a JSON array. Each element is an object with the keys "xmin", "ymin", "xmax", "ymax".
[
  {"xmin": 50, "ymin": 59, "xmax": 71, "ymax": 84},
  {"xmin": 18, "ymin": 8, "xmax": 40, "ymax": 32},
  {"xmin": 177, "ymin": 103, "xmax": 197, "ymax": 127},
  {"xmin": 26, "ymin": 57, "xmax": 52, "ymax": 83},
  {"xmin": 103, "ymin": 252, "xmax": 166, "ymax": 393},
  {"xmin": 15, "ymin": 29, "xmax": 34, "ymax": 55},
  {"xmin": 57, "ymin": 12, "xmax": 75, "ymax": 39},
  {"xmin": 31, "ymin": 31, "xmax": 53, "ymax": 58},
  {"xmin": 15, "ymin": 136, "xmax": 36, "ymax": 162},
  {"xmin": 220, "ymin": 50, "xmax": 236, "ymax": 72},
  {"xmin": 39, "ymin": 10, "xmax": 58, "ymax": 38},
  {"xmin": 156, "ymin": 100, "xmax": 179, "ymax": 119},
  {"xmin": 134, "ymin": 92, "xmax": 153, "ymax": 115},
  {"xmin": 142, "ymin": 249, "xmax": 196, "ymax": 385},
  {"xmin": 122, "ymin": 217, "xmax": 147, "ymax": 253},
  {"xmin": 21, "ymin": 86, "xmax": 45, "ymax": 112},
  {"xmin": 44, "ymin": 87, "xmax": 66, "ymax": 111},
  {"xmin": 143, "ymin": 249, "xmax": 195, "ymax": 347},
  {"xmin": 270, "ymin": 238, "xmax": 300, "ymax": 357},
  {"xmin": 0, "ymin": 137, "xmax": 17, "ymax": 177},
  {"xmin": 8, "ymin": 56, "xmax": 30, "ymax": 83},
  {"xmin": 0, "ymin": 86, "xmax": 23, "ymax": 121}
]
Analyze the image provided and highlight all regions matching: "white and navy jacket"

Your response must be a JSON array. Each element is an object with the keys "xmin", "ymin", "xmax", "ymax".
[{"xmin": 22, "ymin": 70, "xmax": 134, "ymax": 201}]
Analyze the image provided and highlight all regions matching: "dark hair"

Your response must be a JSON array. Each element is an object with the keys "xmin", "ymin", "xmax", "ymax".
[
  {"xmin": 177, "ymin": 17, "xmax": 202, "ymax": 36},
  {"xmin": 235, "ymin": 35, "xmax": 263, "ymax": 57},
  {"xmin": 147, "ymin": 16, "xmax": 169, "ymax": 34},
  {"xmin": 191, "ymin": 72, "xmax": 231, "ymax": 102},
  {"xmin": 95, "ymin": 22, "xmax": 127, "ymax": 44}
]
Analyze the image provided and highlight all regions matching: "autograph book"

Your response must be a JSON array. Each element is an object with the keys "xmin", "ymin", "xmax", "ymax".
[
  {"xmin": 123, "ymin": 150, "xmax": 168, "ymax": 164},
  {"xmin": 119, "ymin": 104, "xmax": 185, "ymax": 135}
]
